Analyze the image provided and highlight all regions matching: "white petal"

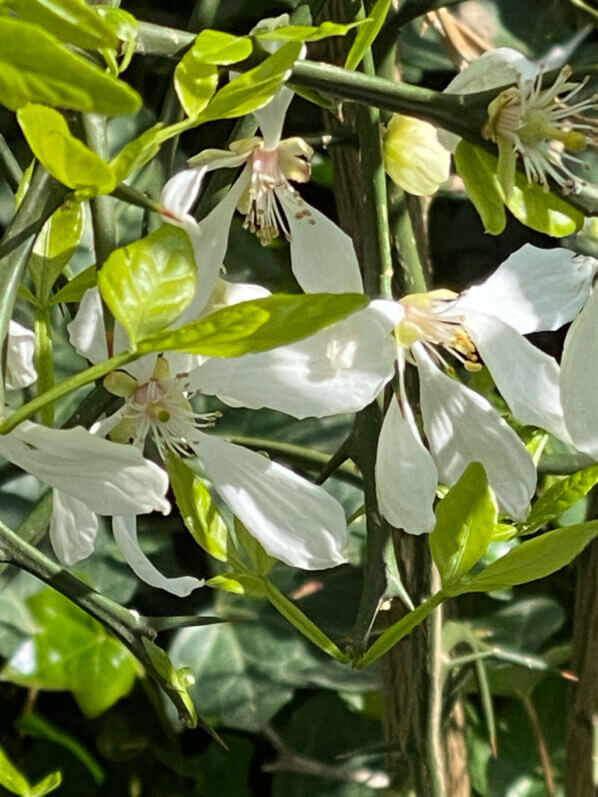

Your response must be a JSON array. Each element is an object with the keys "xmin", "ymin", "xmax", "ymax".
[
  {"xmin": 179, "ymin": 168, "xmax": 251, "ymax": 321},
  {"xmin": 123, "ymin": 352, "xmax": 158, "ymax": 385},
  {"xmin": 6, "ymin": 321, "xmax": 36, "ymax": 389},
  {"xmin": 67, "ymin": 287, "xmax": 108, "ymax": 364},
  {"xmin": 193, "ymin": 432, "xmax": 347, "ymax": 569},
  {"xmin": 189, "ymin": 304, "xmax": 396, "ymax": 417},
  {"xmin": 160, "ymin": 168, "xmax": 207, "ymax": 223},
  {"xmin": 375, "ymin": 397, "xmax": 438, "ymax": 534},
  {"xmin": 278, "ymin": 190, "xmax": 364, "ymax": 293},
  {"xmin": 455, "ymin": 245, "xmax": 597, "ymax": 334},
  {"xmin": 0, "ymin": 423, "xmax": 171, "ymax": 516},
  {"xmin": 561, "ymin": 289, "xmax": 598, "ymax": 457},
  {"xmin": 444, "ymin": 48, "xmax": 538, "ymax": 95},
  {"xmin": 415, "ymin": 346, "xmax": 536, "ymax": 520},
  {"xmin": 50, "ymin": 489, "xmax": 98, "ymax": 566},
  {"xmin": 464, "ymin": 311, "xmax": 571, "ymax": 442},
  {"xmin": 201, "ymin": 278, "xmax": 271, "ymax": 315},
  {"xmin": 253, "ymin": 85, "xmax": 294, "ymax": 149},
  {"xmin": 113, "ymin": 515, "xmax": 203, "ymax": 596}
]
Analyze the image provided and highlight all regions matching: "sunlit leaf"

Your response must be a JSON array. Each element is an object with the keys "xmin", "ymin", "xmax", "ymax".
[
  {"xmin": 29, "ymin": 200, "xmax": 84, "ymax": 301},
  {"xmin": 507, "ymin": 174, "xmax": 584, "ymax": 237},
  {"xmin": 0, "ymin": 18, "xmax": 140, "ymax": 114},
  {"xmin": 110, "ymin": 124, "xmax": 167, "ymax": 183},
  {"xmin": 0, "ymin": 744, "xmax": 31, "ymax": 796},
  {"xmin": 186, "ymin": 29, "xmax": 252, "ymax": 65},
  {"xmin": 455, "ymin": 140, "xmax": 506, "ymax": 235},
  {"xmin": 257, "ymin": 21, "xmax": 359, "ymax": 42},
  {"xmin": 345, "ymin": 0, "xmax": 392, "ymax": 71},
  {"xmin": 137, "ymin": 293, "xmax": 368, "ymax": 356},
  {"xmin": 523, "ymin": 464, "xmax": 598, "ymax": 535},
  {"xmin": 98, "ymin": 225, "xmax": 196, "ymax": 347},
  {"xmin": 430, "ymin": 462, "xmax": 497, "ymax": 587},
  {"xmin": 175, "ymin": 50, "xmax": 219, "ymax": 118},
  {"xmin": 18, "ymin": 105, "xmax": 116, "ymax": 195}
]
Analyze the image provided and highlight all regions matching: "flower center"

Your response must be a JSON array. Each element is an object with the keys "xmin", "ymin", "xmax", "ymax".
[
  {"xmin": 243, "ymin": 147, "xmax": 291, "ymax": 246},
  {"xmin": 396, "ymin": 291, "xmax": 481, "ymax": 372},
  {"xmin": 105, "ymin": 358, "xmax": 219, "ymax": 456}
]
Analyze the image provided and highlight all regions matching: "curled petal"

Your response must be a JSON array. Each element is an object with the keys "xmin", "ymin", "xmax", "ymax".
[
  {"xmin": 160, "ymin": 168, "xmax": 207, "ymax": 223},
  {"xmin": 455, "ymin": 245, "xmax": 596, "ymax": 334},
  {"xmin": 189, "ymin": 304, "xmax": 396, "ymax": 418},
  {"xmin": 464, "ymin": 311, "xmax": 570, "ymax": 442},
  {"xmin": 561, "ymin": 289, "xmax": 598, "ymax": 457},
  {"xmin": 193, "ymin": 432, "xmax": 347, "ymax": 570},
  {"xmin": 113, "ymin": 515, "xmax": 203, "ymax": 596},
  {"xmin": 0, "ymin": 422, "xmax": 171, "ymax": 517},
  {"xmin": 50, "ymin": 489, "xmax": 98, "ymax": 566},
  {"xmin": 6, "ymin": 321, "xmax": 36, "ymax": 389},
  {"xmin": 278, "ymin": 190, "xmax": 363, "ymax": 293},
  {"xmin": 67, "ymin": 287, "xmax": 108, "ymax": 364},
  {"xmin": 375, "ymin": 397, "xmax": 438, "ymax": 534},
  {"xmin": 415, "ymin": 346, "xmax": 536, "ymax": 520}
]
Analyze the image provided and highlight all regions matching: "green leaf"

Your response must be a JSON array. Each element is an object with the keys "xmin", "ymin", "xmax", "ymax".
[
  {"xmin": 202, "ymin": 41, "xmax": 303, "ymax": 122},
  {"xmin": 98, "ymin": 225, "xmax": 196, "ymax": 347},
  {"xmin": 110, "ymin": 124, "xmax": 166, "ymax": 183},
  {"xmin": 29, "ymin": 200, "xmax": 83, "ymax": 301},
  {"xmin": 141, "ymin": 638, "xmax": 198, "ymax": 728},
  {"xmin": 167, "ymin": 454, "xmax": 236, "ymax": 564},
  {"xmin": 175, "ymin": 51, "xmax": 219, "ymax": 118},
  {"xmin": 455, "ymin": 520, "xmax": 598, "ymax": 593},
  {"xmin": 234, "ymin": 518, "xmax": 276, "ymax": 577},
  {"xmin": 138, "ymin": 292, "xmax": 368, "ymax": 356},
  {"xmin": 0, "ymin": 18, "xmax": 140, "ymax": 114},
  {"xmin": 18, "ymin": 105, "xmax": 116, "ymax": 195},
  {"xmin": 2, "ymin": 588, "xmax": 137, "ymax": 717},
  {"xmin": 186, "ymin": 30, "xmax": 252, "ymax": 65},
  {"xmin": 29, "ymin": 772, "xmax": 62, "ymax": 797},
  {"xmin": 50, "ymin": 265, "xmax": 97, "ymax": 305},
  {"xmin": 506, "ymin": 174, "xmax": 584, "ymax": 237},
  {"xmin": 1, "ymin": 0, "xmax": 118, "ymax": 50},
  {"xmin": 206, "ymin": 573, "xmax": 267, "ymax": 598},
  {"xmin": 0, "ymin": 744, "xmax": 31, "ymax": 796},
  {"xmin": 264, "ymin": 581, "xmax": 348, "ymax": 662},
  {"xmin": 523, "ymin": 464, "xmax": 598, "ymax": 535},
  {"xmin": 345, "ymin": 0, "xmax": 392, "ymax": 71},
  {"xmin": 455, "ymin": 140, "xmax": 506, "ymax": 235},
  {"xmin": 430, "ymin": 462, "xmax": 498, "ymax": 587},
  {"xmin": 257, "ymin": 21, "xmax": 359, "ymax": 42}
]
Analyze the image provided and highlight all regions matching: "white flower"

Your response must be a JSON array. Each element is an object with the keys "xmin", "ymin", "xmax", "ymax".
[
  {"xmin": 5, "ymin": 321, "xmax": 36, "ymax": 390},
  {"xmin": 443, "ymin": 47, "xmax": 598, "ymax": 196},
  {"xmin": 160, "ymin": 92, "xmax": 363, "ymax": 311},
  {"xmin": 383, "ymin": 114, "xmax": 450, "ymax": 196},
  {"xmin": 68, "ymin": 287, "xmax": 349, "ymax": 572}
]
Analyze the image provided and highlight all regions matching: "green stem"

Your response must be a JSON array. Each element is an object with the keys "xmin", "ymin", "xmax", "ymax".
[
  {"xmin": 81, "ymin": 114, "xmax": 116, "ymax": 266},
  {"xmin": 0, "ymin": 350, "xmax": 134, "ymax": 434},
  {"xmin": 0, "ymin": 133, "xmax": 22, "ymax": 192},
  {"xmin": 427, "ymin": 567, "xmax": 447, "ymax": 797},
  {"xmin": 111, "ymin": 183, "xmax": 166, "ymax": 215},
  {"xmin": 0, "ymin": 167, "xmax": 67, "ymax": 409},
  {"xmin": 33, "ymin": 307, "xmax": 55, "ymax": 426}
]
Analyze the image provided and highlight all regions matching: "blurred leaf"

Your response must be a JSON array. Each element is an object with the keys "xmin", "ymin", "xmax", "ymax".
[
  {"xmin": 174, "ymin": 51, "xmax": 219, "ymax": 119},
  {"xmin": 168, "ymin": 454, "xmax": 236, "ymax": 564},
  {"xmin": 29, "ymin": 772, "xmax": 62, "ymax": 797},
  {"xmin": 345, "ymin": 0, "xmax": 391, "ymax": 71},
  {"xmin": 258, "ymin": 21, "xmax": 359, "ymax": 42},
  {"xmin": 206, "ymin": 573, "xmax": 267, "ymax": 597},
  {"xmin": 17, "ymin": 712, "xmax": 104, "ymax": 785},
  {"xmin": 186, "ymin": 29, "xmax": 252, "ymax": 65},
  {"xmin": 202, "ymin": 41, "xmax": 303, "ymax": 121},
  {"xmin": 455, "ymin": 140, "xmax": 506, "ymax": 235},
  {"xmin": 17, "ymin": 105, "xmax": 116, "ymax": 195},
  {"xmin": 0, "ymin": 744, "xmax": 31, "ymax": 795},
  {"xmin": 98, "ymin": 225, "xmax": 196, "ymax": 346},
  {"xmin": 0, "ymin": 18, "xmax": 140, "ymax": 114},
  {"xmin": 0, "ymin": 0, "xmax": 118, "ymax": 50},
  {"xmin": 29, "ymin": 201, "xmax": 83, "ymax": 301},
  {"xmin": 2, "ymin": 588, "xmax": 137, "ymax": 717},
  {"xmin": 138, "ymin": 293, "xmax": 368, "ymax": 356},
  {"xmin": 50, "ymin": 265, "xmax": 97, "ymax": 305},
  {"xmin": 455, "ymin": 520, "xmax": 598, "ymax": 593},
  {"xmin": 471, "ymin": 596, "xmax": 566, "ymax": 653},
  {"xmin": 523, "ymin": 464, "xmax": 598, "ymax": 535},
  {"xmin": 430, "ymin": 462, "xmax": 497, "ymax": 587}
]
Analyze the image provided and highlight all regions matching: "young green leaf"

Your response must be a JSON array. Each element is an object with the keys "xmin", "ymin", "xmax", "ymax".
[
  {"xmin": 17, "ymin": 105, "xmax": 116, "ymax": 195},
  {"xmin": 454, "ymin": 520, "xmax": 598, "ymax": 593},
  {"xmin": 98, "ymin": 226, "xmax": 196, "ymax": 347},
  {"xmin": 186, "ymin": 29, "xmax": 253, "ymax": 65},
  {"xmin": 175, "ymin": 51, "xmax": 219, "ymax": 118},
  {"xmin": 345, "ymin": 0, "xmax": 392, "ymax": 71},
  {"xmin": 167, "ymin": 454, "xmax": 237, "ymax": 564},
  {"xmin": 506, "ymin": 174, "xmax": 584, "ymax": 237},
  {"xmin": 429, "ymin": 462, "xmax": 498, "ymax": 587},
  {"xmin": 29, "ymin": 200, "xmax": 83, "ymax": 301},
  {"xmin": 110, "ymin": 124, "xmax": 167, "ymax": 183},
  {"xmin": 0, "ymin": 744, "xmax": 31, "ymax": 796},
  {"xmin": 257, "ymin": 21, "xmax": 359, "ymax": 43},
  {"xmin": 202, "ymin": 41, "xmax": 303, "ymax": 121},
  {"xmin": 522, "ymin": 464, "xmax": 598, "ymax": 535},
  {"xmin": 1, "ymin": 0, "xmax": 118, "ymax": 50},
  {"xmin": 206, "ymin": 572, "xmax": 267, "ymax": 598},
  {"xmin": 234, "ymin": 518, "xmax": 276, "ymax": 576},
  {"xmin": 29, "ymin": 772, "xmax": 62, "ymax": 797},
  {"xmin": 137, "ymin": 293, "xmax": 368, "ymax": 357},
  {"xmin": 141, "ymin": 638, "xmax": 198, "ymax": 729},
  {"xmin": 0, "ymin": 18, "xmax": 140, "ymax": 114},
  {"xmin": 50, "ymin": 265, "xmax": 97, "ymax": 305},
  {"xmin": 454, "ymin": 140, "xmax": 506, "ymax": 235}
]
